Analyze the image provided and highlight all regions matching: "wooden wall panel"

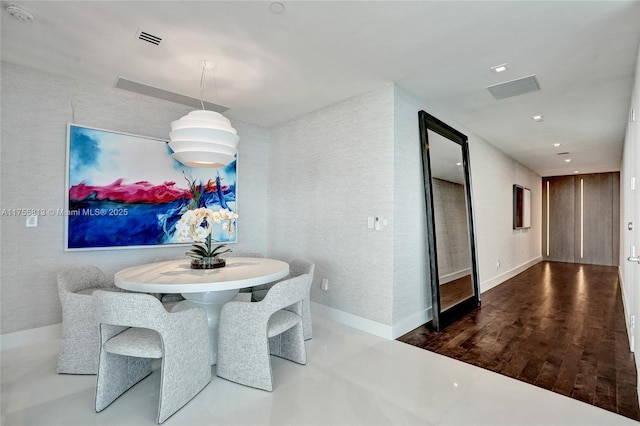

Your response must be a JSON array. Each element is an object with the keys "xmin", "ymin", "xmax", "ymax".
[
  {"xmin": 579, "ymin": 173, "xmax": 614, "ymax": 265},
  {"xmin": 542, "ymin": 172, "xmax": 620, "ymax": 266},
  {"xmin": 545, "ymin": 176, "xmax": 576, "ymax": 263}
]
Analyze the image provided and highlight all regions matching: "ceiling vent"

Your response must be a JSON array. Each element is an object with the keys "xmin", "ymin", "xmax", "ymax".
[
  {"xmin": 486, "ymin": 75, "xmax": 541, "ymax": 100},
  {"xmin": 115, "ymin": 78, "xmax": 228, "ymax": 112},
  {"xmin": 138, "ymin": 31, "xmax": 162, "ymax": 46},
  {"xmin": 6, "ymin": 4, "xmax": 34, "ymax": 23}
]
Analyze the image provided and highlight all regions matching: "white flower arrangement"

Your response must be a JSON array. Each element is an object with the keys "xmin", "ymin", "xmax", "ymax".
[{"xmin": 175, "ymin": 207, "xmax": 238, "ymax": 260}]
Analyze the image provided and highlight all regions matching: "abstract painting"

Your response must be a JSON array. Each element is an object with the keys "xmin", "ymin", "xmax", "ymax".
[{"xmin": 65, "ymin": 123, "xmax": 237, "ymax": 250}]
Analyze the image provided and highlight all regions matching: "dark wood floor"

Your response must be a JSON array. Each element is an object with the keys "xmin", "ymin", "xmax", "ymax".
[
  {"xmin": 398, "ymin": 261, "xmax": 640, "ymax": 420},
  {"xmin": 440, "ymin": 274, "xmax": 473, "ymax": 310}
]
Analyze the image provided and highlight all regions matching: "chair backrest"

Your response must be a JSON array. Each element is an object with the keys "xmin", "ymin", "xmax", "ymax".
[
  {"xmin": 287, "ymin": 258, "xmax": 315, "ymax": 280},
  {"xmin": 57, "ymin": 265, "xmax": 108, "ymax": 294},
  {"xmin": 93, "ymin": 290, "xmax": 168, "ymax": 332},
  {"xmin": 261, "ymin": 274, "xmax": 309, "ymax": 314}
]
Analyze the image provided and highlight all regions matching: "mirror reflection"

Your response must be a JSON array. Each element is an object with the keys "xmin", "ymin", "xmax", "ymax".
[{"xmin": 428, "ymin": 130, "xmax": 474, "ymax": 311}]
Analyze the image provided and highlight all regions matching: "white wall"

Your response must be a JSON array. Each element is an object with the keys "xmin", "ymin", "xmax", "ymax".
[
  {"xmin": 619, "ymin": 42, "xmax": 639, "ymax": 370},
  {"xmin": 0, "ymin": 61, "xmax": 270, "ymax": 335},
  {"xmin": 392, "ymin": 86, "xmax": 431, "ymax": 332},
  {"xmin": 470, "ymin": 126, "xmax": 542, "ymax": 292},
  {"xmin": 267, "ymin": 84, "xmax": 396, "ymax": 327}
]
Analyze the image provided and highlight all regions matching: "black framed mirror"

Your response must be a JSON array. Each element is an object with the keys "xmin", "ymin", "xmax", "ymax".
[{"xmin": 419, "ymin": 110, "xmax": 480, "ymax": 331}]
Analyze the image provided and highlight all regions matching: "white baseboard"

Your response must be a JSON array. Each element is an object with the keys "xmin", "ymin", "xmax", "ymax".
[
  {"xmin": 311, "ymin": 301, "xmax": 395, "ymax": 340},
  {"xmin": 392, "ymin": 307, "xmax": 432, "ymax": 339},
  {"xmin": 440, "ymin": 268, "xmax": 471, "ymax": 285},
  {"xmin": 480, "ymin": 256, "xmax": 542, "ymax": 294},
  {"xmin": 1, "ymin": 323, "xmax": 61, "ymax": 351},
  {"xmin": 618, "ymin": 268, "xmax": 640, "ymax": 408},
  {"xmin": 311, "ymin": 302, "xmax": 432, "ymax": 341},
  {"xmin": 618, "ymin": 267, "xmax": 634, "ymax": 352}
]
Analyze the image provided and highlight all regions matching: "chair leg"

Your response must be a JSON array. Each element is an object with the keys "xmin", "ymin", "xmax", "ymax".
[
  {"xmin": 302, "ymin": 296, "xmax": 312, "ymax": 340},
  {"xmin": 58, "ymin": 300, "xmax": 100, "ymax": 374},
  {"xmin": 57, "ymin": 335, "xmax": 99, "ymax": 374},
  {"xmin": 157, "ymin": 347, "xmax": 212, "ymax": 423},
  {"xmin": 95, "ymin": 352, "xmax": 151, "ymax": 413},
  {"xmin": 269, "ymin": 323, "xmax": 306, "ymax": 365},
  {"xmin": 217, "ymin": 328, "xmax": 274, "ymax": 391}
]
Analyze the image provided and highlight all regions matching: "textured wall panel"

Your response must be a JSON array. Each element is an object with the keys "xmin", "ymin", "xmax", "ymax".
[
  {"xmin": 268, "ymin": 85, "xmax": 395, "ymax": 325},
  {"xmin": 392, "ymin": 87, "xmax": 430, "ymax": 324}
]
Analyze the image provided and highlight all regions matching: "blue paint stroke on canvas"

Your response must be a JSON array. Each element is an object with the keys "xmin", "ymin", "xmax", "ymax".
[{"xmin": 66, "ymin": 125, "xmax": 237, "ymax": 249}]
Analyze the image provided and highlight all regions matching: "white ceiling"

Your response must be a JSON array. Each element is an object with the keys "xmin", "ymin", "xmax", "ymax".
[
  {"xmin": 2, "ymin": 1, "xmax": 639, "ymax": 177},
  {"xmin": 427, "ymin": 130, "xmax": 466, "ymax": 185}
]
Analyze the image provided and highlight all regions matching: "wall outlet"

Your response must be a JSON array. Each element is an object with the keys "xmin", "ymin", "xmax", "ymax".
[
  {"xmin": 321, "ymin": 278, "xmax": 329, "ymax": 291},
  {"xmin": 26, "ymin": 215, "xmax": 38, "ymax": 227},
  {"xmin": 496, "ymin": 259, "xmax": 501, "ymax": 269},
  {"xmin": 631, "ymin": 314, "xmax": 635, "ymax": 328}
]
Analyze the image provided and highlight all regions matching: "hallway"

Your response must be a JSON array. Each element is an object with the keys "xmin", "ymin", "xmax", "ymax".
[{"xmin": 398, "ymin": 261, "xmax": 640, "ymax": 420}]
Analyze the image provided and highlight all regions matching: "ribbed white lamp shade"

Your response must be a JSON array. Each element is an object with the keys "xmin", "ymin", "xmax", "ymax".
[{"xmin": 169, "ymin": 110, "xmax": 239, "ymax": 168}]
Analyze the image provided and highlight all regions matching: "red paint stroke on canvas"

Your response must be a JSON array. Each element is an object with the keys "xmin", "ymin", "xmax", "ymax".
[{"xmin": 69, "ymin": 179, "xmax": 226, "ymax": 204}]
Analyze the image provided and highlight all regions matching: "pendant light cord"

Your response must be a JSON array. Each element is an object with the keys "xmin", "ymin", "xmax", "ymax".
[
  {"xmin": 199, "ymin": 64, "xmax": 206, "ymax": 111},
  {"xmin": 199, "ymin": 61, "xmax": 221, "ymax": 113},
  {"xmin": 212, "ymin": 66, "xmax": 220, "ymax": 113}
]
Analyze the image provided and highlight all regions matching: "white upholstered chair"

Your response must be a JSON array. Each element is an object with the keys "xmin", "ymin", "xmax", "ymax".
[
  {"xmin": 93, "ymin": 290, "xmax": 211, "ymax": 424},
  {"xmin": 251, "ymin": 258, "xmax": 315, "ymax": 340},
  {"xmin": 216, "ymin": 274, "xmax": 308, "ymax": 391},
  {"xmin": 57, "ymin": 265, "xmax": 124, "ymax": 374},
  {"xmin": 221, "ymin": 252, "xmax": 264, "ymax": 301}
]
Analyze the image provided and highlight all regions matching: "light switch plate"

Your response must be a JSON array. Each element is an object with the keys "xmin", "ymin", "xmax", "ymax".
[
  {"xmin": 367, "ymin": 217, "xmax": 374, "ymax": 229},
  {"xmin": 26, "ymin": 215, "xmax": 38, "ymax": 227}
]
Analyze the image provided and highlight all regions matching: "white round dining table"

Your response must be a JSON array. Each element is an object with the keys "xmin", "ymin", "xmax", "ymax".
[{"xmin": 114, "ymin": 257, "xmax": 289, "ymax": 365}]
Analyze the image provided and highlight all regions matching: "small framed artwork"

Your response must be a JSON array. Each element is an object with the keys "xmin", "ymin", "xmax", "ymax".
[
  {"xmin": 513, "ymin": 184, "xmax": 531, "ymax": 229},
  {"xmin": 65, "ymin": 123, "xmax": 237, "ymax": 250}
]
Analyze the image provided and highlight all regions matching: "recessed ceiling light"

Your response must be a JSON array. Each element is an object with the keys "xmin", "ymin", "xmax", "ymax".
[
  {"xmin": 532, "ymin": 115, "xmax": 544, "ymax": 122},
  {"xmin": 574, "ymin": 170, "xmax": 580, "ymax": 174},
  {"xmin": 553, "ymin": 143, "xmax": 561, "ymax": 147},
  {"xmin": 270, "ymin": 2, "xmax": 285, "ymax": 13},
  {"xmin": 565, "ymin": 159, "xmax": 572, "ymax": 163},
  {"xmin": 456, "ymin": 162, "xmax": 462, "ymax": 166},
  {"xmin": 490, "ymin": 63, "xmax": 509, "ymax": 73}
]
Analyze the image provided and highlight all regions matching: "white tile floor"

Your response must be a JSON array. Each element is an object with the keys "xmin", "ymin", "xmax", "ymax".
[{"xmin": 1, "ymin": 316, "xmax": 639, "ymax": 426}]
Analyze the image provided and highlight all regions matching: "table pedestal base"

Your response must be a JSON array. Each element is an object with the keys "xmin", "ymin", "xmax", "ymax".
[{"xmin": 172, "ymin": 289, "xmax": 239, "ymax": 365}]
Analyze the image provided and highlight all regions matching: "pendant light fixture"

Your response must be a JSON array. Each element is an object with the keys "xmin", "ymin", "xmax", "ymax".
[{"xmin": 169, "ymin": 60, "xmax": 239, "ymax": 168}]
